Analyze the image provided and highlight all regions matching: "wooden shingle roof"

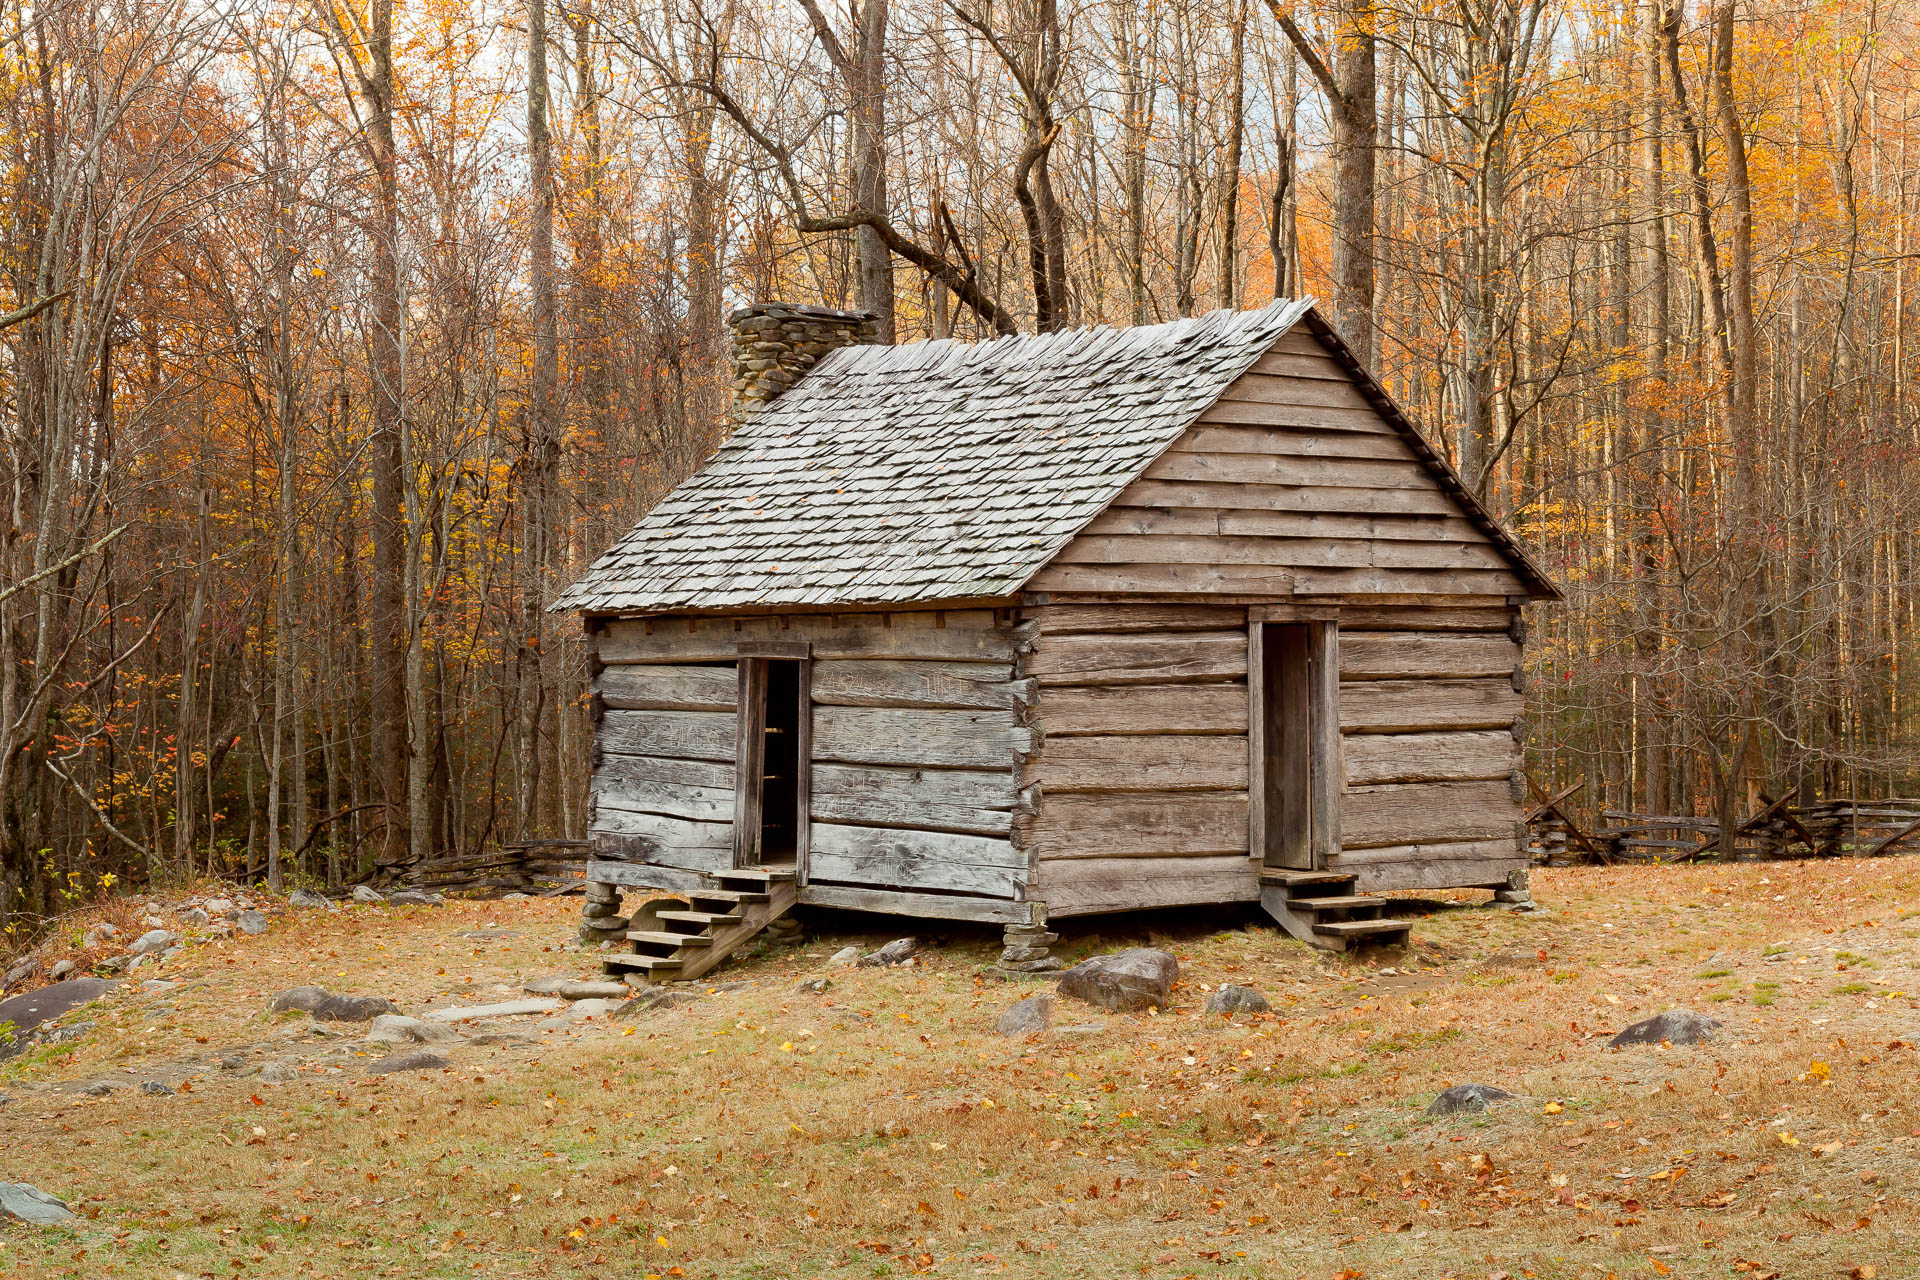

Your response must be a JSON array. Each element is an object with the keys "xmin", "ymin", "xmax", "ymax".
[{"xmin": 554, "ymin": 300, "xmax": 1317, "ymax": 614}]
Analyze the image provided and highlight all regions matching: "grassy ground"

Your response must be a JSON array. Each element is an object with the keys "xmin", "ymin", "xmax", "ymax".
[{"xmin": 3, "ymin": 861, "xmax": 1918, "ymax": 1280}]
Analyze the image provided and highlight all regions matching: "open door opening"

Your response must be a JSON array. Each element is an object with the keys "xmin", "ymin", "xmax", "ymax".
[
  {"xmin": 1255, "ymin": 619, "xmax": 1341, "ymax": 870},
  {"xmin": 733, "ymin": 656, "xmax": 812, "ymax": 871}
]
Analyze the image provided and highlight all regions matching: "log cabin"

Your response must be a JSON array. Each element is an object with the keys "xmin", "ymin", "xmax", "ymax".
[{"xmin": 551, "ymin": 299, "xmax": 1559, "ymax": 982}]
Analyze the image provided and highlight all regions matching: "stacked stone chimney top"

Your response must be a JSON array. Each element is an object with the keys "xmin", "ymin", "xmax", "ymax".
[{"xmin": 728, "ymin": 300, "xmax": 879, "ymax": 426}]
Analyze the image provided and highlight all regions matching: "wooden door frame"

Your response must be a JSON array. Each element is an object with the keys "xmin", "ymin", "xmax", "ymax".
[
  {"xmin": 731, "ymin": 644, "xmax": 814, "ymax": 875},
  {"xmin": 1248, "ymin": 612, "xmax": 1342, "ymax": 869}
]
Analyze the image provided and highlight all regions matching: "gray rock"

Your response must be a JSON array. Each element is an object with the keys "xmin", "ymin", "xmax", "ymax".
[
  {"xmin": 312, "ymin": 994, "xmax": 399, "ymax": 1022},
  {"xmin": 527, "ymin": 978, "xmax": 630, "ymax": 1000},
  {"xmin": 827, "ymin": 946, "xmax": 861, "ymax": 967},
  {"xmin": 352, "ymin": 885, "xmax": 386, "ymax": 904},
  {"xmin": 1427, "ymin": 1084, "xmax": 1512, "ymax": 1115},
  {"xmin": 995, "ymin": 956, "xmax": 1066, "ymax": 974},
  {"xmin": 268, "ymin": 985, "xmax": 332, "ymax": 1014},
  {"xmin": 203, "ymin": 898, "xmax": 234, "ymax": 915},
  {"xmin": 386, "ymin": 888, "xmax": 444, "ymax": 906},
  {"xmin": 1205, "ymin": 984, "xmax": 1271, "ymax": 1016},
  {"xmin": 235, "ymin": 910, "xmax": 269, "ymax": 935},
  {"xmin": 1056, "ymin": 948, "xmax": 1179, "ymax": 1012},
  {"xmin": 139, "ymin": 1080, "xmax": 175, "ymax": 1096},
  {"xmin": 1054, "ymin": 1022, "xmax": 1106, "ymax": 1036},
  {"xmin": 127, "ymin": 954, "xmax": 154, "ymax": 971},
  {"xmin": 999, "ymin": 945, "xmax": 1054, "ymax": 963},
  {"xmin": 5, "ymin": 959, "xmax": 35, "ymax": 987},
  {"xmin": 160, "ymin": 946, "xmax": 184, "ymax": 961},
  {"xmin": 48, "ymin": 960, "xmax": 75, "ymax": 980},
  {"xmin": 566, "ymin": 998, "xmax": 620, "ymax": 1018},
  {"xmin": 859, "ymin": 938, "xmax": 919, "ymax": 967},
  {"xmin": 367, "ymin": 1014, "xmax": 458, "ymax": 1046},
  {"xmin": 258, "ymin": 1062, "xmax": 299, "ymax": 1083},
  {"xmin": 181, "ymin": 907, "xmax": 210, "ymax": 927},
  {"xmin": 796, "ymin": 977, "xmax": 832, "ymax": 994},
  {"xmin": 0, "ymin": 1182, "xmax": 75, "ymax": 1225},
  {"xmin": 421, "ymin": 998, "xmax": 563, "ymax": 1023},
  {"xmin": 503, "ymin": 892, "xmax": 530, "ymax": 900},
  {"xmin": 521, "ymin": 976, "xmax": 571, "ymax": 994},
  {"xmin": 0, "ymin": 978, "xmax": 117, "ymax": 1059},
  {"xmin": 1608, "ymin": 1008, "xmax": 1721, "ymax": 1048},
  {"xmin": 287, "ymin": 889, "xmax": 331, "ymax": 909},
  {"xmin": 366, "ymin": 1051, "xmax": 449, "ymax": 1075},
  {"xmin": 1003, "ymin": 926, "xmax": 1059, "ymax": 945},
  {"xmin": 614, "ymin": 988, "xmax": 698, "ymax": 1017},
  {"xmin": 82, "ymin": 1081, "xmax": 115, "ymax": 1096},
  {"xmin": 128, "ymin": 929, "xmax": 174, "ymax": 956},
  {"xmin": 997, "ymin": 995, "xmax": 1054, "ymax": 1036}
]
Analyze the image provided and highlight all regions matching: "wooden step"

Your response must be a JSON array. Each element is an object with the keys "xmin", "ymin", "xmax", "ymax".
[
  {"xmin": 1312, "ymin": 918, "xmax": 1415, "ymax": 938},
  {"xmin": 689, "ymin": 887, "xmax": 770, "ymax": 905},
  {"xmin": 603, "ymin": 953, "xmax": 683, "ymax": 975},
  {"xmin": 628, "ymin": 930, "xmax": 713, "ymax": 948},
  {"xmin": 1258, "ymin": 868, "xmax": 1356, "ymax": 889},
  {"xmin": 1285, "ymin": 895, "xmax": 1382, "ymax": 912},
  {"xmin": 718, "ymin": 866, "xmax": 796, "ymax": 885},
  {"xmin": 655, "ymin": 909, "xmax": 740, "ymax": 928}
]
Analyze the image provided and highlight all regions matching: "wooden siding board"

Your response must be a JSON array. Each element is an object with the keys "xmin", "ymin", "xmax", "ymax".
[
  {"xmin": 808, "ymin": 823, "xmax": 1024, "ymax": 898},
  {"xmin": 595, "ymin": 664, "xmax": 737, "ymax": 711},
  {"xmin": 1029, "ymin": 734, "xmax": 1248, "ymax": 792},
  {"xmin": 1034, "ymin": 684, "xmax": 1246, "ymax": 736},
  {"xmin": 1027, "ymin": 631, "xmax": 1247, "ymax": 685},
  {"xmin": 598, "ymin": 709, "xmax": 739, "ymax": 761},
  {"xmin": 1029, "ymin": 792, "xmax": 1249, "ymax": 858},
  {"xmin": 811, "ymin": 706, "xmax": 1035, "ymax": 769},
  {"xmin": 1035, "ymin": 854, "xmax": 1260, "ymax": 916},
  {"xmin": 1339, "ymin": 633, "xmax": 1521, "ymax": 681},
  {"xmin": 811, "ymin": 659, "xmax": 1033, "ymax": 710},
  {"xmin": 1341, "ymin": 780, "xmax": 1518, "ymax": 849},
  {"xmin": 1343, "ymin": 730, "xmax": 1520, "ymax": 786},
  {"xmin": 1339, "ymin": 678, "xmax": 1525, "ymax": 733},
  {"xmin": 810, "ymin": 763, "xmax": 1017, "ymax": 835}
]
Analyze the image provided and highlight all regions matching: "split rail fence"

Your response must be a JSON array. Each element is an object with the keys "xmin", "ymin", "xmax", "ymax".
[
  {"xmin": 402, "ymin": 839, "xmax": 591, "ymax": 896},
  {"xmin": 1527, "ymin": 781, "xmax": 1920, "ymax": 865}
]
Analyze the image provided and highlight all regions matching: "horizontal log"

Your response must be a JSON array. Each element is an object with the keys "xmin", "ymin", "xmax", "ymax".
[
  {"xmin": 797, "ymin": 884, "xmax": 1038, "ymax": 924},
  {"xmin": 1027, "ymin": 631, "xmax": 1246, "ymax": 686},
  {"xmin": 1027, "ymin": 562, "xmax": 1298, "ymax": 595},
  {"xmin": 590, "ymin": 809, "xmax": 733, "ymax": 870},
  {"xmin": 1029, "ymin": 791, "xmax": 1249, "ymax": 858},
  {"xmin": 1339, "ymin": 678, "xmax": 1524, "ymax": 733},
  {"xmin": 812, "ymin": 706, "xmax": 1036, "ymax": 770},
  {"xmin": 1339, "ymin": 633, "xmax": 1521, "ymax": 681},
  {"xmin": 598, "ymin": 709, "xmax": 737, "ymax": 761},
  {"xmin": 1288, "ymin": 567, "xmax": 1528, "ymax": 597},
  {"xmin": 592, "ymin": 766, "xmax": 735, "ymax": 824},
  {"xmin": 595, "ymin": 664, "xmax": 736, "ymax": 711},
  {"xmin": 598, "ymin": 610, "xmax": 1026, "ymax": 664},
  {"xmin": 1337, "ymin": 604, "xmax": 1514, "ymax": 632},
  {"xmin": 810, "ymin": 763, "xmax": 1017, "ymax": 836},
  {"xmin": 1052, "ymin": 533, "xmax": 1513, "ymax": 573},
  {"xmin": 592, "ymin": 752, "xmax": 736, "ymax": 791},
  {"xmin": 1342, "ymin": 780, "xmax": 1519, "ymax": 849},
  {"xmin": 1035, "ymin": 684, "xmax": 1247, "ymax": 736},
  {"xmin": 808, "ymin": 823, "xmax": 1023, "ymax": 898},
  {"xmin": 1330, "ymin": 839, "xmax": 1527, "ymax": 893},
  {"xmin": 1081, "ymin": 507, "xmax": 1484, "ymax": 545},
  {"xmin": 1020, "ymin": 603, "xmax": 1249, "ymax": 633},
  {"xmin": 584, "ymin": 857, "xmax": 711, "ymax": 894},
  {"xmin": 810, "ymin": 659, "xmax": 1030, "ymax": 710},
  {"xmin": 1342, "ymin": 730, "xmax": 1519, "ymax": 786},
  {"xmin": 1029, "ymin": 734, "xmax": 1247, "ymax": 792},
  {"xmin": 1033, "ymin": 854, "xmax": 1259, "ymax": 917}
]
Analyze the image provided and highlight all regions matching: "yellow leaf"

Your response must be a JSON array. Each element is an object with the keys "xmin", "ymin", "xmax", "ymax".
[
  {"xmin": 1777, "ymin": 1131, "xmax": 1800, "ymax": 1146},
  {"xmin": 1542, "ymin": 1102, "xmax": 1564, "ymax": 1115},
  {"xmin": 1801, "ymin": 1060, "xmax": 1831, "ymax": 1084}
]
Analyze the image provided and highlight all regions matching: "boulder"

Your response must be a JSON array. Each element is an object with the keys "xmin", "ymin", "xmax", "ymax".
[
  {"xmin": 352, "ymin": 885, "xmax": 386, "ymax": 904},
  {"xmin": 181, "ymin": 907, "xmax": 210, "ymax": 927},
  {"xmin": 287, "ymin": 889, "xmax": 331, "ymax": 910},
  {"xmin": 258, "ymin": 1062, "xmax": 299, "ymax": 1083},
  {"xmin": 0, "ymin": 978, "xmax": 117, "ymax": 1059},
  {"xmin": 312, "ymin": 994, "xmax": 399, "ymax": 1022},
  {"xmin": 1608, "ymin": 1008, "xmax": 1721, "ymax": 1048},
  {"xmin": 4, "ymin": 958, "xmax": 35, "ymax": 987},
  {"xmin": 1427, "ymin": 1084, "xmax": 1513, "ymax": 1116},
  {"xmin": 1056, "ymin": 948, "xmax": 1178, "ymax": 1012},
  {"xmin": 49, "ymin": 960, "xmax": 74, "ymax": 980},
  {"xmin": 203, "ymin": 898, "xmax": 235, "ymax": 915},
  {"xmin": 82, "ymin": 1081, "xmax": 115, "ymax": 1096},
  {"xmin": 128, "ymin": 929, "xmax": 174, "ymax": 956},
  {"xmin": 859, "ymin": 938, "xmax": 919, "ymax": 967},
  {"xmin": 614, "ymin": 988, "xmax": 698, "ymax": 1017},
  {"xmin": 367, "ymin": 1014, "xmax": 458, "ymax": 1046},
  {"xmin": 387, "ymin": 888, "xmax": 444, "ymax": 906},
  {"xmin": 268, "ymin": 986, "xmax": 332, "ymax": 1014},
  {"xmin": 827, "ymin": 946, "xmax": 861, "ymax": 967},
  {"xmin": 996, "ymin": 994, "xmax": 1054, "ymax": 1036},
  {"xmin": 0, "ymin": 1182, "xmax": 75, "ymax": 1225},
  {"xmin": 236, "ymin": 910, "xmax": 269, "ymax": 936},
  {"xmin": 366, "ymin": 1051, "xmax": 450, "ymax": 1075},
  {"xmin": 1205, "ymin": 984, "xmax": 1271, "ymax": 1016},
  {"xmin": 566, "ymin": 998, "xmax": 621, "ymax": 1018}
]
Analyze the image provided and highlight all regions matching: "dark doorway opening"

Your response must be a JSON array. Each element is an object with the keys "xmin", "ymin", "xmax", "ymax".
[
  {"xmin": 733, "ymin": 655, "xmax": 812, "ymax": 871},
  {"xmin": 759, "ymin": 659, "xmax": 802, "ymax": 863}
]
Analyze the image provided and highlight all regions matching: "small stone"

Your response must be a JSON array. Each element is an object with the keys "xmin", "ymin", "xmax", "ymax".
[
  {"xmin": 287, "ymin": 889, "xmax": 331, "ymax": 909},
  {"xmin": 311, "ymin": 994, "xmax": 400, "ymax": 1022},
  {"xmin": 421, "ymin": 998, "xmax": 563, "ymax": 1023},
  {"xmin": 0, "ymin": 1182, "xmax": 75, "ymax": 1225},
  {"xmin": 128, "ymin": 929, "xmax": 174, "ymax": 956},
  {"xmin": 1205, "ymin": 984, "xmax": 1271, "ymax": 1016},
  {"xmin": 268, "ymin": 986, "xmax": 331, "ymax": 1014},
  {"xmin": 1492, "ymin": 888, "xmax": 1532, "ymax": 903},
  {"xmin": 49, "ymin": 960, "xmax": 74, "ymax": 980},
  {"xmin": 367, "ymin": 1014, "xmax": 458, "ymax": 1045},
  {"xmin": 1003, "ymin": 926, "xmax": 1058, "ymax": 945},
  {"xmin": 87, "ymin": 922, "xmax": 118, "ymax": 941},
  {"xmin": 554, "ymin": 979, "xmax": 630, "ymax": 1001},
  {"xmin": 997, "ymin": 995, "xmax": 1054, "ymax": 1036},
  {"xmin": 258, "ymin": 1062, "xmax": 299, "ymax": 1083},
  {"xmin": 181, "ymin": 907, "xmax": 210, "ymax": 927},
  {"xmin": 567, "ymin": 998, "xmax": 620, "ymax": 1018},
  {"xmin": 502, "ymin": 892, "xmax": 530, "ymax": 900},
  {"xmin": 522, "ymin": 976, "xmax": 572, "ymax": 995},
  {"xmin": 796, "ymin": 977, "xmax": 832, "ymax": 994},
  {"xmin": 236, "ymin": 910, "xmax": 269, "ymax": 936},
  {"xmin": 366, "ymin": 1051, "xmax": 450, "ymax": 1075},
  {"xmin": 143, "ymin": 914, "xmax": 165, "ymax": 929},
  {"xmin": 387, "ymin": 888, "xmax": 445, "ymax": 906},
  {"xmin": 995, "ymin": 956, "xmax": 1066, "ymax": 974},
  {"xmin": 352, "ymin": 885, "xmax": 386, "ymax": 904},
  {"xmin": 585, "ymin": 883, "xmax": 619, "ymax": 904},
  {"xmin": 1054, "ymin": 1022, "xmax": 1106, "ymax": 1036},
  {"xmin": 614, "ymin": 988, "xmax": 698, "ymax": 1017},
  {"xmin": 827, "ymin": 946, "xmax": 861, "ymax": 967},
  {"xmin": 82, "ymin": 1081, "xmax": 115, "ymax": 1096},
  {"xmin": 1056, "ymin": 949, "xmax": 1178, "ymax": 1012},
  {"xmin": 1427, "ymin": 1084, "xmax": 1512, "ymax": 1115},
  {"xmin": 580, "ymin": 901, "xmax": 620, "ymax": 919},
  {"xmin": 1608, "ymin": 1009, "xmax": 1721, "ymax": 1048},
  {"xmin": 203, "ymin": 898, "xmax": 234, "ymax": 915},
  {"xmin": 139, "ymin": 1080, "xmax": 175, "ymax": 1096},
  {"xmin": 859, "ymin": 938, "xmax": 918, "ymax": 967},
  {"xmin": 998, "ymin": 945, "xmax": 1054, "ymax": 963}
]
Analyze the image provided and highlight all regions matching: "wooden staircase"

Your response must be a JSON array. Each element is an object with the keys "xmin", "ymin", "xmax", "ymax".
[
  {"xmin": 603, "ymin": 866, "xmax": 797, "ymax": 985},
  {"xmin": 1259, "ymin": 867, "xmax": 1413, "ymax": 952}
]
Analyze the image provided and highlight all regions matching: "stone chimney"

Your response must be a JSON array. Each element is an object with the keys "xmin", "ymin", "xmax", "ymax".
[{"xmin": 727, "ymin": 301, "xmax": 879, "ymax": 427}]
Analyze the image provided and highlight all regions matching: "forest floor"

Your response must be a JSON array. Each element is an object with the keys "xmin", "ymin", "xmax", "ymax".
[{"xmin": 3, "ymin": 862, "xmax": 1919, "ymax": 1280}]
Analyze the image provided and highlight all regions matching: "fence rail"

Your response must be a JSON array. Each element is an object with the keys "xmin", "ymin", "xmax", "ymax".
[
  {"xmin": 404, "ymin": 839, "xmax": 590, "ymax": 895},
  {"xmin": 1527, "ymin": 781, "xmax": 1920, "ymax": 865}
]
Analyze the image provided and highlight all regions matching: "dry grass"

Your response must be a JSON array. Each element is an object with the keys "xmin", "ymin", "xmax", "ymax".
[{"xmin": 5, "ymin": 862, "xmax": 1920, "ymax": 1280}]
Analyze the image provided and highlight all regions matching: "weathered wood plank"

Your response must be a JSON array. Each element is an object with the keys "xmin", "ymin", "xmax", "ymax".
[
  {"xmin": 1027, "ymin": 631, "xmax": 1246, "ymax": 686},
  {"xmin": 1034, "ymin": 854, "xmax": 1259, "ymax": 916},
  {"xmin": 1217, "ymin": 510, "xmax": 1485, "ymax": 543},
  {"xmin": 594, "ymin": 664, "xmax": 736, "ymax": 711},
  {"xmin": 1051, "ymin": 533, "xmax": 1512, "ymax": 572},
  {"xmin": 1021, "ymin": 603, "xmax": 1249, "ymax": 633},
  {"xmin": 1239, "ymin": 351, "xmax": 1358, "ymax": 382},
  {"xmin": 1348, "ymin": 857, "xmax": 1529, "ymax": 893},
  {"xmin": 1146, "ymin": 451, "xmax": 1429, "ymax": 489},
  {"xmin": 797, "ymin": 883, "xmax": 1038, "ymax": 923},
  {"xmin": 1287, "ymin": 567, "xmax": 1528, "ymax": 597},
  {"xmin": 1339, "ymin": 633, "xmax": 1520, "ymax": 681},
  {"xmin": 1029, "ymin": 734, "xmax": 1248, "ymax": 792},
  {"xmin": 591, "ymin": 764, "xmax": 734, "ymax": 823},
  {"xmin": 1195, "ymin": 373, "xmax": 1378, "ymax": 412},
  {"xmin": 812, "ymin": 707, "xmax": 1036, "ymax": 769},
  {"xmin": 1028, "ymin": 792, "xmax": 1249, "ymax": 858},
  {"xmin": 1116, "ymin": 479, "xmax": 1461, "ymax": 517},
  {"xmin": 1307, "ymin": 620, "xmax": 1342, "ymax": 868},
  {"xmin": 584, "ymin": 856, "xmax": 711, "ymax": 894},
  {"xmin": 1339, "ymin": 678, "xmax": 1524, "ymax": 733},
  {"xmin": 810, "ymin": 763, "xmax": 1017, "ymax": 836},
  {"xmin": 1196, "ymin": 399, "xmax": 1404, "ymax": 431},
  {"xmin": 587, "ymin": 819, "xmax": 731, "ymax": 874},
  {"xmin": 599, "ymin": 610, "xmax": 1023, "ymax": 664},
  {"xmin": 1336, "ymin": 605, "xmax": 1513, "ymax": 632},
  {"xmin": 1170, "ymin": 424, "xmax": 1411, "ymax": 458},
  {"xmin": 1332, "ymin": 836, "xmax": 1521, "ymax": 866},
  {"xmin": 591, "ymin": 806, "xmax": 732, "ymax": 850},
  {"xmin": 1027, "ymin": 562, "xmax": 1298, "ymax": 595},
  {"xmin": 1341, "ymin": 780, "xmax": 1518, "ymax": 849},
  {"xmin": 810, "ymin": 659, "xmax": 1030, "ymax": 710},
  {"xmin": 598, "ymin": 709, "xmax": 738, "ymax": 761},
  {"xmin": 808, "ymin": 823, "xmax": 1023, "ymax": 898},
  {"xmin": 1342, "ymin": 730, "xmax": 1519, "ymax": 786},
  {"xmin": 1035, "ymin": 684, "xmax": 1246, "ymax": 736},
  {"xmin": 592, "ymin": 752, "xmax": 736, "ymax": 791}
]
